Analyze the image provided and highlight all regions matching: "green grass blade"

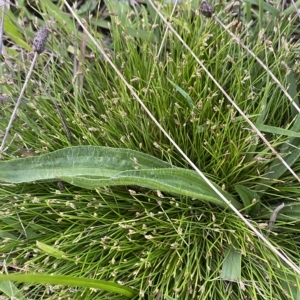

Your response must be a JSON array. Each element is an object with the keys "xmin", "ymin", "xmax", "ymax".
[
  {"xmin": 260, "ymin": 70, "xmax": 300, "ymax": 188},
  {"xmin": 4, "ymin": 10, "xmax": 31, "ymax": 51},
  {"xmin": 256, "ymin": 203, "xmax": 300, "ymax": 221},
  {"xmin": 36, "ymin": 241, "xmax": 67, "ymax": 259},
  {"xmin": 167, "ymin": 78, "xmax": 194, "ymax": 109},
  {"xmin": 287, "ymin": 71, "xmax": 299, "ymax": 118},
  {"xmin": 255, "ymin": 124, "xmax": 300, "ymax": 137},
  {"xmin": 242, "ymin": 0, "xmax": 280, "ymax": 16},
  {"xmin": 221, "ymin": 247, "xmax": 241, "ymax": 281},
  {"xmin": 40, "ymin": 0, "xmax": 76, "ymax": 33},
  {"xmin": 104, "ymin": 0, "xmax": 132, "ymax": 28},
  {"xmin": 258, "ymin": 147, "xmax": 300, "ymax": 191},
  {"xmin": 277, "ymin": 266, "xmax": 300, "ymax": 300},
  {"xmin": 0, "ymin": 274, "xmax": 137, "ymax": 298},
  {"xmin": 164, "ymin": 296, "xmax": 177, "ymax": 300},
  {"xmin": 235, "ymin": 185, "xmax": 261, "ymax": 214},
  {"xmin": 282, "ymin": 0, "xmax": 300, "ymax": 15}
]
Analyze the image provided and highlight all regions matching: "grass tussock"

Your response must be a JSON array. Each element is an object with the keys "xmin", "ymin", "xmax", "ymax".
[{"xmin": 1, "ymin": 0, "xmax": 300, "ymax": 299}]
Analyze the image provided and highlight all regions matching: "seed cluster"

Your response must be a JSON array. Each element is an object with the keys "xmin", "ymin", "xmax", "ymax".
[
  {"xmin": 200, "ymin": 1, "xmax": 214, "ymax": 17},
  {"xmin": 32, "ymin": 27, "xmax": 49, "ymax": 54}
]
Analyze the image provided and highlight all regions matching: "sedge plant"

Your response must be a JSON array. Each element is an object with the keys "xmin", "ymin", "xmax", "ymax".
[{"xmin": 1, "ymin": 0, "xmax": 300, "ymax": 299}]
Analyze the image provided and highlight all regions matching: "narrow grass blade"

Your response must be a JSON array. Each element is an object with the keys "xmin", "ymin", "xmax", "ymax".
[
  {"xmin": 164, "ymin": 296, "xmax": 177, "ymax": 300},
  {"xmin": 243, "ymin": 0, "xmax": 280, "ymax": 16},
  {"xmin": 167, "ymin": 78, "xmax": 194, "ymax": 109},
  {"xmin": 282, "ymin": 0, "xmax": 300, "ymax": 15},
  {"xmin": 36, "ymin": 241, "xmax": 67, "ymax": 259},
  {"xmin": 40, "ymin": 0, "xmax": 76, "ymax": 33},
  {"xmin": 258, "ymin": 147, "xmax": 300, "ymax": 191},
  {"xmin": 235, "ymin": 185, "xmax": 261, "ymax": 214},
  {"xmin": 256, "ymin": 203, "xmax": 300, "ymax": 221},
  {"xmin": 287, "ymin": 71, "xmax": 299, "ymax": 118},
  {"xmin": 258, "ymin": 70, "xmax": 300, "ymax": 191},
  {"xmin": 255, "ymin": 124, "xmax": 300, "ymax": 137},
  {"xmin": 0, "ymin": 0, "xmax": 5, "ymax": 54},
  {"xmin": 0, "ymin": 274, "xmax": 137, "ymax": 298}
]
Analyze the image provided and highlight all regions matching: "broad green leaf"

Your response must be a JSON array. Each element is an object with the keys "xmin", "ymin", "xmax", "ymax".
[
  {"xmin": 278, "ymin": 267, "xmax": 300, "ymax": 300},
  {"xmin": 76, "ymin": 0, "xmax": 99, "ymax": 15},
  {"xmin": 90, "ymin": 18, "xmax": 111, "ymax": 29},
  {"xmin": 0, "ymin": 281, "xmax": 27, "ymax": 300},
  {"xmin": 60, "ymin": 168, "xmax": 241, "ymax": 208},
  {"xmin": 244, "ymin": 84, "xmax": 271, "ymax": 163},
  {"xmin": 1, "ymin": 218, "xmax": 39, "ymax": 239},
  {"xmin": 221, "ymin": 247, "xmax": 241, "ymax": 281},
  {"xmin": 105, "ymin": 1, "xmax": 155, "ymax": 42},
  {"xmin": 0, "ymin": 146, "xmax": 171, "ymax": 183},
  {"xmin": 4, "ymin": 11, "xmax": 31, "ymax": 51},
  {"xmin": 144, "ymin": 0, "xmax": 160, "ymax": 22},
  {"xmin": 0, "ymin": 274, "xmax": 137, "ymax": 298},
  {"xmin": 0, "ymin": 146, "xmax": 242, "ymax": 209},
  {"xmin": 280, "ymin": 279, "xmax": 300, "ymax": 300}
]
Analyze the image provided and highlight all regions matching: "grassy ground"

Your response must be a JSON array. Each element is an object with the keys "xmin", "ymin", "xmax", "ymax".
[{"xmin": 1, "ymin": 0, "xmax": 300, "ymax": 299}]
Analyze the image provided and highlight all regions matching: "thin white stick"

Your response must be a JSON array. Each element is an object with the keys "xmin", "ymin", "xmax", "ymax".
[
  {"xmin": 214, "ymin": 16, "xmax": 300, "ymax": 114},
  {"xmin": 0, "ymin": 53, "xmax": 38, "ymax": 152},
  {"xmin": 144, "ymin": 1, "xmax": 178, "ymax": 95},
  {"xmin": 63, "ymin": 1, "xmax": 300, "ymax": 275}
]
